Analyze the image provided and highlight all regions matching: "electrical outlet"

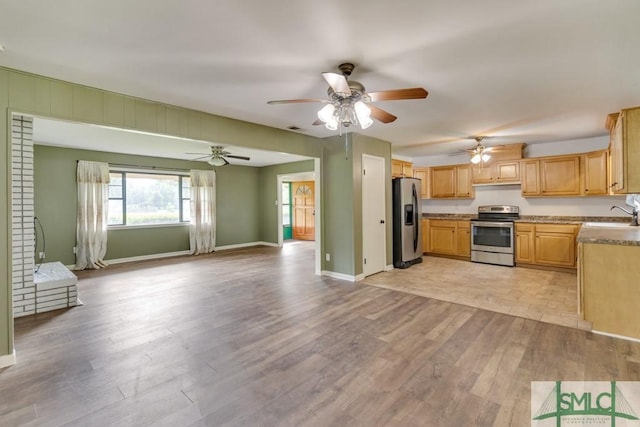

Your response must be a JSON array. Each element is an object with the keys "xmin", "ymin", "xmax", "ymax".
[
  {"xmin": 325, "ymin": 253, "xmax": 330, "ymax": 262},
  {"xmin": 73, "ymin": 246, "xmax": 77, "ymax": 254},
  {"xmin": 39, "ymin": 252, "xmax": 45, "ymax": 259}
]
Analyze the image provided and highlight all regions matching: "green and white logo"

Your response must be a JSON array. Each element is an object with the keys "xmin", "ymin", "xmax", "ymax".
[{"xmin": 531, "ymin": 381, "xmax": 640, "ymax": 426}]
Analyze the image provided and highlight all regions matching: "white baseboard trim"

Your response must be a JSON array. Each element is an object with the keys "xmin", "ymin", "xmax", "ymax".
[
  {"xmin": 322, "ymin": 270, "xmax": 362, "ymax": 282},
  {"xmin": 0, "ymin": 350, "xmax": 16, "ymax": 368},
  {"xmin": 384, "ymin": 264, "xmax": 394, "ymax": 272},
  {"xmin": 215, "ymin": 241, "xmax": 278, "ymax": 251},
  {"xmin": 71, "ymin": 242, "xmax": 281, "ymax": 269},
  {"xmin": 106, "ymin": 250, "xmax": 191, "ymax": 265},
  {"xmin": 591, "ymin": 329, "xmax": 640, "ymax": 343}
]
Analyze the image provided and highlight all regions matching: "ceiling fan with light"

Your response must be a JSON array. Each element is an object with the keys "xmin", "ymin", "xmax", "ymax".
[
  {"xmin": 468, "ymin": 137, "xmax": 492, "ymax": 164},
  {"xmin": 267, "ymin": 63, "xmax": 428, "ymax": 134},
  {"xmin": 187, "ymin": 145, "xmax": 250, "ymax": 167}
]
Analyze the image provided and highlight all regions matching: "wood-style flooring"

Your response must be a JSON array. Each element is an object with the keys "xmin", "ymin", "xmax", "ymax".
[{"xmin": 2, "ymin": 241, "xmax": 640, "ymax": 426}]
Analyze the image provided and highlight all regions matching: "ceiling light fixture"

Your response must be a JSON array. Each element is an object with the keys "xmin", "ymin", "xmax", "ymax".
[
  {"xmin": 317, "ymin": 100, "xmax": 372, "ymax": 135},
  {"xmin": 207, "ymin": 156, "xmax": 229, "ymax": 167},
  {"xmin": 469, "ymin": 137, "xmax": 491, "ymax": 165}
]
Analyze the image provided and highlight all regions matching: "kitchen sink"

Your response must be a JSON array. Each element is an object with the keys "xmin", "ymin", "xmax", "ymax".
[{"xmin": 583, "ymin": 222, "xmax": 637, "ymax": 228}]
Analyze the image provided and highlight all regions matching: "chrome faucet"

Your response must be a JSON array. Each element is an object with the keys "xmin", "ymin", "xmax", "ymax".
[{"xmin": 610, "ymin": 205, "xmax": 639, "ymax": 226}]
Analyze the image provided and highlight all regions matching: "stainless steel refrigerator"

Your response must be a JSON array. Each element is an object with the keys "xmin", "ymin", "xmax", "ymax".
[{"xmin": 392, "ymin": 177, "xmax": 423, "ymax": 269}]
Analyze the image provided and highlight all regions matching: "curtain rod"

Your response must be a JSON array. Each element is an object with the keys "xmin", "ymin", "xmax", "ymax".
[{"xmin": 76, "ymin": 160, "xmax": 193, "ymax": 173}]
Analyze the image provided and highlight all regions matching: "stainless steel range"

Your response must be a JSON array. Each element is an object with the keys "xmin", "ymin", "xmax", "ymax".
[{"xmin": 470, "ymin": 205, "xmax": 519, "ymax": 267}]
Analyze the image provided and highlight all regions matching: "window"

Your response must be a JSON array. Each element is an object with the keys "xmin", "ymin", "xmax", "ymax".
[
  {"xmin": 282, "ymin": 182, "xmax": 291, "ymax": 226},
  {"xmin": 108, "ymin": 170, "xmax": 190, "ymax": 227}
]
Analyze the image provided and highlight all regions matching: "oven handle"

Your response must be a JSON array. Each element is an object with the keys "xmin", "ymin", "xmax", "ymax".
[{"xmin": 471, "ymin": 221, "xmax": 514, "ymax": 228}]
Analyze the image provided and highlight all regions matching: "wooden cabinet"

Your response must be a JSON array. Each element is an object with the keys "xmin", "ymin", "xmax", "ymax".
[
  {"xmin": 608, "ymin": 106, "xmax": 640, "ymax": 194},
  {"xmin": 515, "ymin": 223, "xmax": 534, "ymax": 264},
  {"xmin": 471, "ymin": 160, "xmax": 520, "ymax": 185},
  {"xmin": 521, "ymin": 160, "xmax": 540, "ymax": 196},
  {"xmin": 521, "ymin": 156, "xmax": 581, "ymax": 197},
  {"xmin": 429, "ymin": 165, "xmax": 474, "ymax": 199},
  {"xmin": 392, "ymin": 159, "xmax": 413, "ymax": 178},
  {"xmin": 421, "ymin": 218, "xmax": 429, "ymax": 254},
  {"xmin": 540, "ymin": 156, "xmax": 581, "ymax": 196},
  {"xmin": 580, "ymin": 242, "xmax": 640, "ymax": 339},
  {"xmin": 455, "ymin": 165, "xmax": 473, "ymax": 197},
  {"xmin": 413, "ymin": 168, "xmax": 430, "ymax": 198},
  {"xmin": 456, "ymin": 221, "xmax": 471, "ymax": 257},
  {"xmin": 428, "ymin": 220, "xmax": 457, "ymax": 254},
  {"xmin": 426, "ymin": 219, "xmax": 470, "ymax": 257},
  {"xmin": 515, "ymin": 222, "xmax": 579, "ymax": 268},
  {"xmin": 582, "ymin": 150, "xmax": 608, "ymax": 195}
]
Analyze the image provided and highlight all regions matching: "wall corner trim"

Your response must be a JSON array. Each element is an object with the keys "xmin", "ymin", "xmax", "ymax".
[{"xmin": 0, "ymin": 350, "xmax": 16, "ymax": 369}]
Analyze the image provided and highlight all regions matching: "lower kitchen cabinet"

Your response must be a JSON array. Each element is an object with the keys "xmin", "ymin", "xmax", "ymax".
[
  {"xmin": 456, "ymin": 221, "xmax": 471, "ymax": 257},
  {"xmin": 515, "ymin": 222, "xmax": 579, "ymax": 268},
  {"xmin": 425, "ymin": 219, "xmax": 470, "ymax": 258},
  {"xmin": 515, "ymin": 223, "xmax": 534, "ymax": 264},
  {"xmin": 580, "ymin": 242, "xmax": 640, "ymax": 339}
]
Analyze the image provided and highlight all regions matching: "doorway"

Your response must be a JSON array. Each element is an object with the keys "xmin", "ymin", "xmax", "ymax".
[
  {"xmin": 292, "ymin": 181, "xmax": 315, "ymax": 241},
  {"xmin": 362, "ymin": 154, "xmax": 387, "ymax": 276}
]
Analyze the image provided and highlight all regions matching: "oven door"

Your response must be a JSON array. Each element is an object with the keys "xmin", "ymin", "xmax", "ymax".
[{"xmin": 470, "ymin": 221, "xmax": 514, "ymax": 254}]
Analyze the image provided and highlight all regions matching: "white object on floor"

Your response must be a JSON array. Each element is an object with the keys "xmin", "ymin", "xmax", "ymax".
[{"xmin": 33, "ymin": 262, "xmax": 79, "ymax": 313}]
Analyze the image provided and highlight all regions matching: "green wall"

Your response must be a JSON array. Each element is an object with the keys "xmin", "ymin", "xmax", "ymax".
[
  {"xmin": 0, "ymin": 66, "xmax": 323, "ymax": 359},
  {"xmin": 33, "ymin": 146, "xmax": 313, "ymax": 263},
  {"xmin": 258, "ymin": 160, "xmax": 315, "ymax": 244},
  {"xmin": 216, "ymin": 164, "xmax": 261, "ymax": 247},
  {"xmin": 321, "ymin": 134, "xmax": 393, "ymax": 276},
  {"xmin": 0, "ymin": 65, "xmax": 394, "ymax": 361},
  {"xmin": 33, "ymin": 145, "xmax": 264, "ymax": 264},
  {"xmin": 322, "ymin": 136, "xmax": 356, "ymax": 275}
]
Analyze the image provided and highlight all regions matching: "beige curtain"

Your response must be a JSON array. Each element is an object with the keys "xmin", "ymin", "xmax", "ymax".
[
  {"xmin": 75, "ymin": 160, "xmax": 110, "ymax": 270},
  {"xmin": 190, "ymin": 169, "xmax": 216, "ymax": 254}
]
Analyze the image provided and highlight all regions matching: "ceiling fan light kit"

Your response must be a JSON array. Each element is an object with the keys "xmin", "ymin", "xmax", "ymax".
[
  {"xmin": 208, "ymin": 156, "xmax": 229, "ymax": 167},
  {"xmin": 268, "ymin": 62, "xmax": 428, "ymax": 135},
  {"xmin": 469, "ymin": 137, "xmax": 491, "ymax": 165}
]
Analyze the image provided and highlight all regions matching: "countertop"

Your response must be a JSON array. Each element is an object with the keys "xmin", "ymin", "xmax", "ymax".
[
  {"xmin": 422, "ymin": 213, "xmax": 629, "ymax": 225},
  {"xmin": 577, "ymin": 225, "xmax": 640, "ymax": 246}
]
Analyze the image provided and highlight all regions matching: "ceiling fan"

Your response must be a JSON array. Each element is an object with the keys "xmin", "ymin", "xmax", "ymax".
[
  {"xmin": 267, "ymin": 62, "xmax": 428, "ymax": 133},
  {"xmin": 467, "ymin": 137, "xmax": 494, "ymax": 164},
  {"xmin": 187, "ymin": 146, "xmax": 250, "ymax": 167}
]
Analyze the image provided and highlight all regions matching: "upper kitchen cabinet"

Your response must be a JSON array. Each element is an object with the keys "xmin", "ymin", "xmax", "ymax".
[
  {"xmin": 471, "ymin": 160, "xmax": 520, "ymax": 185},
  {"xmin": 413, "ymin": 168, "xmax": 430, "ymax": 198},
  {"xmin": 521, "ymin": 155, "xmax": 581, "ymax": 197},
  {"xmin": 392, "ymin": 159, "xmax": 413, "ymax": 178},
  {"xmin": 471, "ymin": 143, "xmax": 524, "ymax": 185},
  {"xmin": 582, "ymin": 150, "xmax": 609, "ymax": 196},
  {"xmin": 429, "ymin": 164, "xmax": 474, "ymax": 199},
  {"xmin": 608, "ymin": 106, "xmax": 640, "ymax": 194}
]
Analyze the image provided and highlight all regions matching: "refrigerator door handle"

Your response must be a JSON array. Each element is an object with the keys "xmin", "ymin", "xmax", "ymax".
[{"xmin": 412, "ymin": 183, "xmax": 419, "ymax": 253}]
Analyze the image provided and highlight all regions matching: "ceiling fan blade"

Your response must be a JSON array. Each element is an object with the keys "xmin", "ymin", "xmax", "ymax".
[
  {"xmin": 368, "ymin": 104, "xmax": 397, "ymax": 123},
  {"xmin": 226, "ymin": 154, "xmax": 251, "ymax": 161},
  {"xmin": 188, "ymin": 155, "xmax": 213, "ymax": 161},
  {"xmin": 312, "ymin": 119, "xmax": 324, "ymax": 126},
  {"xmin": 267, "ymin": 98, "xmax": 326, "ymax": 105},
  {"xmin": 367, "ymin": 88, "xmax": 428, "ymax": 102},
  {"xmin": 322, "ymin": 72, "xmax": 352, "ymax": 96},
  {"xmin": 185, "ymin": 152, "xmax": 210, "ymax": 155}
]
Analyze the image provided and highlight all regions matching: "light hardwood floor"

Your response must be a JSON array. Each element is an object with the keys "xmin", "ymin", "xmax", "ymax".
[
  {"xmin": 2, "ymin": 242, "xmax": 639, "ymax": 426},
  {"xmin": 363, "ymin": 256, "xmax": 583, "ymax": 329}
]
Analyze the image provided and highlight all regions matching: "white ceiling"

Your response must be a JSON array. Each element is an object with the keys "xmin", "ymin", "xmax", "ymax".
[
  {"xmin": 32, "ymin": 117, "xmax": 311, "ymax": 167},
  {"xmin": 2, "ymin": 0, "xmax": 640, "ymax": 158}
]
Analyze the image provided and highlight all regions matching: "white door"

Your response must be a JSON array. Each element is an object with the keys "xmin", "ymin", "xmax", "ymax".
[{"xmin": 362, "ymin": 154, "xmax": 386, "ymax": 276}]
